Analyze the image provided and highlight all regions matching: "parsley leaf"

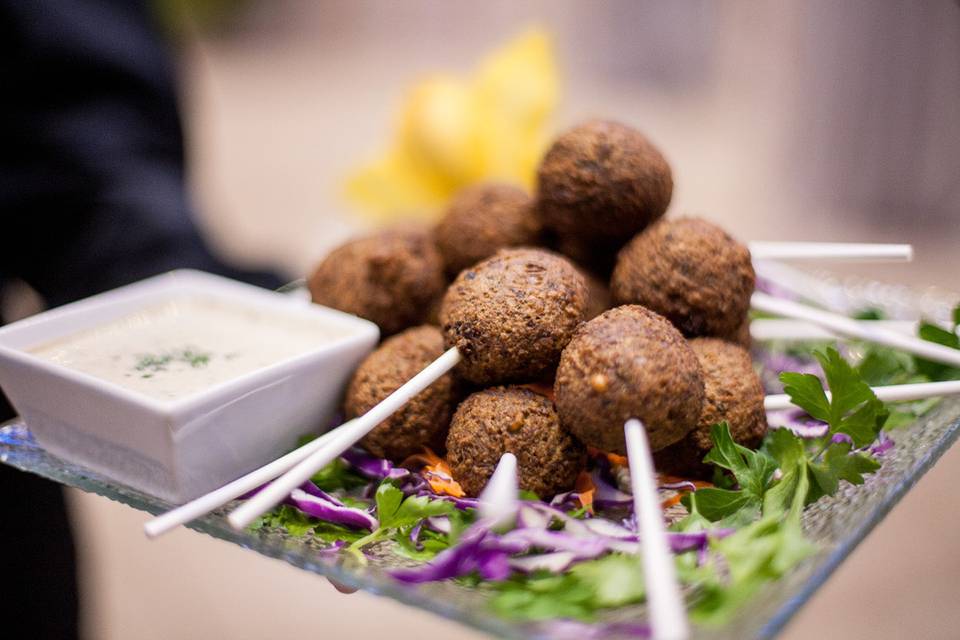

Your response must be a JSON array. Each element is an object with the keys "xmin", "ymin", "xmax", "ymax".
[
  {"xmin": 393, "ymin": 527, "xmax": 452, "ymax": 562},
  {"xmin": 250, "ymin": 505, "xmax": 367, "ymax": 543},
  {"xmin": 489, "ymin": 555, "xmax": 645, "ymax": 622},
  {"xmin": 681, "ymin": 423, "xmax": 776, "ymax": 521},
  {"xmin": 915, "ymin": 313, "xmax": 960, "ymax": 380},
  {"xmin": 347, "ymin": 482, "xmax": 455, "ymax": 558},
  {"xmin": 376, "ymin": 484, "xmax": 455, "ymax": 529},
  {"xmin": 781, "ymin": 347, "xmax": 888, "ymax": 447},
  {"xmin": 309, "ymin": 457, "xmax": 368, "ymax": 491},
  {"xmin": 691, "ymin": 513, "xmax": 814, "ymax": 626}
]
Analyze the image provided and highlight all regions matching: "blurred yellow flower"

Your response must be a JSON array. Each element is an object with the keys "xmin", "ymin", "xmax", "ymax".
[{"xmin": 344, "ymin": 29, "xmax": 559, "ymax": 221}]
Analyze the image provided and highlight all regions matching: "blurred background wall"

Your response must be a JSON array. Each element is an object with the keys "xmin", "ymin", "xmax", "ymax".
[{"xmin": 68, "ymin": 1, "xmax": 959, "ymax": 639}]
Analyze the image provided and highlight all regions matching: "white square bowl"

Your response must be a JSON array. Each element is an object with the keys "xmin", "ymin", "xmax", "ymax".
[{"xmin": 0, "ymin": 270, "xmax": 379, "ymax": 503}]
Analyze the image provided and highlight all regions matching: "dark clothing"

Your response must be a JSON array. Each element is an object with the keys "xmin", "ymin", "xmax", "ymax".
[{"xmin": 0, "ymin": 2, "xmax": 281, "ymax": 638}]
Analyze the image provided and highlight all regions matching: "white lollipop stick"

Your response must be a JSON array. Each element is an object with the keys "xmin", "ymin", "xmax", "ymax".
[
  {"xmin": 144, "ymin": 426, "xmax": 343, "ymax": 538},
  {"xmin": 749, "ymin": 318, "xmax": 919, "ymax": 342},
  {"xmin": 624, "ymin": 419, "xmax": 689, "ymax": 640},
  {"xmin": 752, "ymin": 292, "xmax": 960, "ymax": 368},
  {"xmin": 228, "ymin": 347, "xmax": 462, "ymax": 530},
  {"xmin": 748, "ymin": 242, "xmax": 912, "ymax": 262},
  {"xmin": 764, "ymin": 379, "xmax": 960, "ymax": 412},
  {"xmin": 477, "ymin": 453, "xmax": 519, "ymax": 530}
]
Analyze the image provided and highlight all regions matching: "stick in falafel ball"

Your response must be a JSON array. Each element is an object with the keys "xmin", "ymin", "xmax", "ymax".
[
  {"xmin": 611, "ymin": 216, "xmax": 755, "ymax": 342},
  {"xmin": 308, "ymin": 228, "xmax": 446, "ymax": 335},
  {"xmin": 231, "ymin": 248, "xmax": 589, "ymax": 527},
  {"xmin": 344, "ymin": 325, "xmax": 462, "ymax": 462},
  {"xmin": 536, "ymin": 119, "xmax": 673, "ymax": 276},
  {"xmin": 653, "ymin": 338, "xmax": 767, "ymax": 479},
  {"xmin": 434, "ymin": 183, "xmax": 541, "ymax": 277},
  {"xmin": 446, "ymin": 386, "xmax": 586, "ymax": 498},
  {"xmin": 554, "ymin": 305, "xmax": 705, "ymax": 455},
  {"xmin": 440, "ymin": 247, "xmax": 588, "ymax": 385}
]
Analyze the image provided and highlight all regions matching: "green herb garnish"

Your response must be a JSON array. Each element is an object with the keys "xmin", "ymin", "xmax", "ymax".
[
  {"xmin": 346, "ymin": 482, "xmax": 456, "ymax": 560},
  {"xmin": 134, "ymin": 346, "xmax": 213, "ymax": 374},
  {"xmin": 490, "ymin": 555, "xmax": 646, "ymax": 622}
]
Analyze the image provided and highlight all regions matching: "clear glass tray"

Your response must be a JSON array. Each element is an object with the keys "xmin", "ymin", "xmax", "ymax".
[{"xmin": 2, "ymin": 275, "xmax": 959, "ymax": 640}]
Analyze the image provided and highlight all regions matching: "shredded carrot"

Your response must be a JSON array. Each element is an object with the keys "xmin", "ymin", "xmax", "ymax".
[
  {"xmin": 660, "ymin": 493, "xmax": 683, "ymax": 509},
  {"xmin": 657, "ymin": 473, "xmax": 714, "ymax": 489},
  {"xmin": 573, "ymin": 470, "xmax": 595, "ymax": 514},
  {"xmin": 606, "ymin": 452, "xmax": 628, "ymax": 468},
  {"xmin": 402, "ymin": 447, "xmax": 466, "ymax": 498}
]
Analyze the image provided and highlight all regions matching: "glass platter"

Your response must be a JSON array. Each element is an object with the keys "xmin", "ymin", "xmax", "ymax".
[{"xmin": 1, "ymin": 271, "xmax": 958, "ymax": 640}]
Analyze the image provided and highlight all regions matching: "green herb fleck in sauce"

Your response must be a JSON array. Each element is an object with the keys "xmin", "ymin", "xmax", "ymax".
[{"xmin": 134, "ymin": 347, "xmax": 213, "ymax": 378}]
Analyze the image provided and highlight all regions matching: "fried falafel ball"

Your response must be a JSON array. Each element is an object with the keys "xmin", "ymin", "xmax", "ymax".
[
  {"xmin": 446, "ymin": 386, "xmax": 586, "ymax": 498},
  {"xmin": 308, "ymin": 229, "xmax": 446, "ymax": 336},
  {"xmin": 536, "ymin": 120, "xmax": 673, "ymax": 273},
  {"xmin": 611, "ymin": 217, "xmax": 755, "ymax": 340},
  {"xmin": 434, "ymin": 183, "xmax": 541, "ymax": 276},
  {"xmin": 440, "ymin": 248, "xmax": 587, "ymax": 386},
  {"xmin": 654, "ymin": 338, "xmax": 767, "ymax": 478},
  {"xmin": 554, "ymin": 305, "xmax": 705, "ymax": 454},
  {"xmin": 345, "ymin": 325, "xmax": 460, "ymax": 461}
]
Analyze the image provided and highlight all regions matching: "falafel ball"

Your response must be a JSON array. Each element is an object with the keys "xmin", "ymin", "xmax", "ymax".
[
  {"xmin": 440, "ymin": 248, "xmax": 587, "ymax": 385},
  {"xmin": 654, "ymin": 338, "xmax": 767, "ymax": 478},
  {"xmin": 434, "ymin": 183, "xmax": 541, "ymax": 276},
  {"xmin": 308, "ymin": 228, "xmax": 446, "ymax": 335},
  {"xmin": 554, "ymin": 305, "xmax": 705, "ymax": 454},
  {"xmin": 611, "ymin": 217, "xmax": 755, "ymax": 340},
  {"xmin": 345, "ymin": 325, "xmax": 460, "ymax": 461},
  {"xmin": 536, "ymin": 120, "xmax": 673, "ymax": 268},
  {"xmin": 446, "ymin": 386, "xmax": 586, "ymax": 498}
]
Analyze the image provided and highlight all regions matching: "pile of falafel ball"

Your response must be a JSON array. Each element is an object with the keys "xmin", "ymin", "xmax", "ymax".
[{"xmin": 309, "ymin": 119, "xmax": 766, "ymax": 499}]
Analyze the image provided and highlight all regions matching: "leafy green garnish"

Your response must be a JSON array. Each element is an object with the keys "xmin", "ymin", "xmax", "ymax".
[
  {"xmin": 780, "ymin": 348, "xmax": 888, "ymax": 447},
  {"xmin": 915, "ymin": 306, "xmax": 960, "ymax": 380},
  {"xmin": 347, "ymin": 482, "xmax": 455, "ymax": 559},
  {"xmin": 249, "ymin": 505, "xmax": 367, "ymax": 543},
  {"xmin": 393, "ymin": 527, "xmax": 452, "ymax": 562},
  {"xmin": 680, "ymin": 423, "xmax": 775, "ymax": 521},
  {"xmin": 688, "ymin": 348, "xmax": 886, "ymax": 522},
  {"xmin": 309, "ymin": 457, "xmax": 369, "ymax": 492},
  {"xmin": 490, "ymin": 555, "xmax": 645, "ymax": 622},
  {"xmin": 690, "ymin": 513, "xmax": 814, "ymax": 626}
]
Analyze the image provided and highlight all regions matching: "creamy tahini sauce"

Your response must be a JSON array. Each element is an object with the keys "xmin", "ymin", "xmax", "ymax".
[{"xmin": 31, "ymin": 298, "xmax": 343, "ymax": 402}]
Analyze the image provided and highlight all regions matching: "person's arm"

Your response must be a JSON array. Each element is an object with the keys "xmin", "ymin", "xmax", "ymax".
[{"xmin": 0, "ymin": 0, "xmax": 280, "ymax": 309}]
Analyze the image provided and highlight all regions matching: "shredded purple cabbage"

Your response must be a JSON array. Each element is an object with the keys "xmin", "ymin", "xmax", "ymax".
[
  {"xmin": 830, "ymin": 433, "xmax": 854, "ymax": 445},
  {"xmin": 288, "ymin": 488, "xmax": 378, "ymax": 530},
  {"xmin": 591, "ymin": 469, "xmax": 634, "ymax": 509},
  {"xmin": 868, "ymin": 431, "xmax": 895, "ymax": 457},
  {"xmin": 341, "ymin": 448, "xmax": 409, "ymax": 481},
  {"xmin": 768, "ymin": 411, "xmax": 829, "ymax": 438}
]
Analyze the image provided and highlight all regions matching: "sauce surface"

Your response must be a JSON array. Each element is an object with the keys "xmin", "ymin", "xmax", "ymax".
[{"xmin": 31, "ymin": 297, "xmax": 343, "ymax": 401}]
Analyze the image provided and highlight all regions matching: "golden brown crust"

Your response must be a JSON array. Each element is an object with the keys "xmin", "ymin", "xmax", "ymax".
[
  {"xmin": 446, "ymin": 386, "xmax": 586, "ymax": 498},
  {"xmin": 308, "ymin": 229, "xmax": 446, "ymax": 336},
  {"xmin": 611, "ymin": 217, "xmax": 755, "ymax": 339},
  {"xmin": 345, "ymin": 326, "xmax": 460, "ymax": 461},
  {"xmin": 554, "ymin": 305, "xmax": 705, "ymax": 454},
  {"xmin": 654, "ymin": 338, "xmax": 767, "ymax": 478},
  {"xmin": 536, "ymin": 120, "xmax": 672, "ymax": 263},
  {"xmin": 439, "ymin": 248, "xmax": 587, "ymax": 385},
  {"xmin": 434, "ymin": 183, "xmax": 541, "ymax": 277}
]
